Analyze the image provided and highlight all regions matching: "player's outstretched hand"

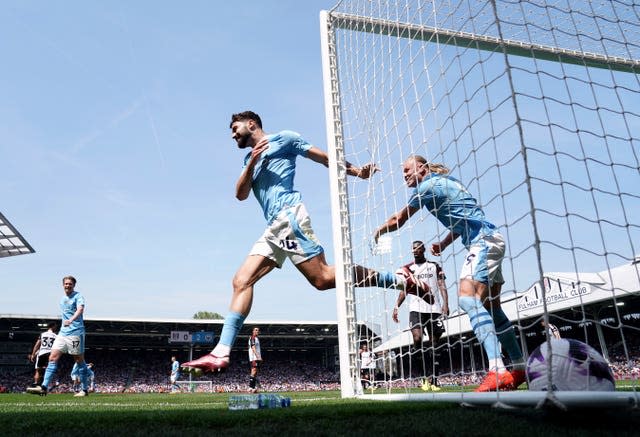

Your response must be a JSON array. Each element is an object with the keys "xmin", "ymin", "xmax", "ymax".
[{"xmin": 357, "ymin": 163, "xmax": 380, "ymax": 179}]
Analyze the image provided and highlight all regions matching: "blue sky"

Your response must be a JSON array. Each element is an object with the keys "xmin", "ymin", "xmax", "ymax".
[
  {"xmin": 1, "ymin": 1, "xmax": 343, "ymax": 321},
  {"xmin": 3, "ymin": 1, "xmax": 638, "ymax": 328}
]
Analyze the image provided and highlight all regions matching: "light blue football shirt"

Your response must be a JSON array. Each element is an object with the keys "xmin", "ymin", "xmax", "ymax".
[
  {"xmin": 59, "ymin": 291, "xmax": 85, "ymax": 336},
  {"xmin": 243, "ymin": 130, "xmax": 312, "ymax": 224},
  {"xmin": 408, "ymin": 173, "xmax": 496, "ymax": 247}
]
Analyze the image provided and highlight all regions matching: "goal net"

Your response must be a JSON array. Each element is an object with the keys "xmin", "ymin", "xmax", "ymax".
[
  {"xmin": 320, "ymin": 0, "xmax": 640, "ymax": 408},
  {"xmin": 175, "ymin": 380, "xmax": 213, "ymax": 393}
]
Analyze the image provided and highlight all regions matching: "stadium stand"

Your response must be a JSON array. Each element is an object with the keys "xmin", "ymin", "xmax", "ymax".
[{"xmin": 1, "ymin": 314, "xmax": 638, "ymax": 393}]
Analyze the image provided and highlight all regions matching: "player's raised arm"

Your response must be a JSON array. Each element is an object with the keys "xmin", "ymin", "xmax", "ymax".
[
  {"xmin": 305, "ymin": 146, "xmax": 379, "ymax": 179},
  {"xmin": 235, "ymin": 137, "xmax": 270, "ymax": 201},
  {"xmin": 430, "ymin": 231, "xmax": 460, "ymax": 256},
  {"xmin": 373, "ymin": 205, "xmax": 419, "ymax": 243}
]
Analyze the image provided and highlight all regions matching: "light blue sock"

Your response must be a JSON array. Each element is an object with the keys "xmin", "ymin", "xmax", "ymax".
[
  {"xmin": 77, "ymin": 362, "xmax": 89, "ymax": 391},
  {"xmin": 492, "ymin": 307, "xmax": 524, "ymax": 363},
  {"xmin": 218, "ymin": 311, "xmax": 246, "ymax": 347},
  {"xmin": 42, "ymin": 361, "xmax": 57, "ymax": 388},
  {"xmin": 458, "ymin": 296, "xmax": 501, "ymax": 360}
]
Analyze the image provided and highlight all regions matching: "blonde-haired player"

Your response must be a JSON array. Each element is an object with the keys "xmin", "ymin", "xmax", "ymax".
[{"xmin": 375, "ymin": 155, "xmax": 526, "ymax": 392}]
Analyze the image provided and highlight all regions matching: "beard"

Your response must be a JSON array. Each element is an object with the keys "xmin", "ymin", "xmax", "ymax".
[{"xmin": 236, "ymin": 133, "xmax": 252, "ymax": 149}]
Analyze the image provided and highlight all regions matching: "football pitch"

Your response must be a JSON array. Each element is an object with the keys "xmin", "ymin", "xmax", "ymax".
[{"xmin": 1, "ymin": 390, "xmax": 638, "ymax": 436}]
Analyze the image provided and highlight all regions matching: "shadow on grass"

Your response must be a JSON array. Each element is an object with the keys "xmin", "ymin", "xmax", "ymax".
[{"xmin": 1, "ymin": 395, "xmax": 639, "ymax": 436}]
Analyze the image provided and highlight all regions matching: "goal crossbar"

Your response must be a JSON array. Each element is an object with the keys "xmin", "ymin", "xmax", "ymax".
[{"xmin": 329, "ymin": 12, "xmax": 640, "ymax": 73}]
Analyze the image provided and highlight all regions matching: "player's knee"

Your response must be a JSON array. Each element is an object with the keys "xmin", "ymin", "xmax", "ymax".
[
  {"xmin": 232, "ymin": 274, "xmax": 251, "ymax": 293},
  {"xmin": 311, "ymin": 277, "xmax": 334, "ymax": 290},
  {"xmin": 307, "ymin": 271, "xmax": 335, "ymax": 290}
]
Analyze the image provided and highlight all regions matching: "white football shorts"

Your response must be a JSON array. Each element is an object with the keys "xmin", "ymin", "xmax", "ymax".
[
  {"xmin": 250, "ymin": 203, "xmax": 324, "ymax": 267},
  {"xmin": 51, "ymin": 334, "xmax": 85, "ymax": 356},
  {"xmin": 459, "ymin": 232, "xmax": 505, "ymax": 285}
]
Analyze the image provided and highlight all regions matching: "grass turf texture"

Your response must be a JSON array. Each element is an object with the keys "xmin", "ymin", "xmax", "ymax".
[{"xmin": 1, "ymin": 390, "xmax": 639, "ymax": 436}]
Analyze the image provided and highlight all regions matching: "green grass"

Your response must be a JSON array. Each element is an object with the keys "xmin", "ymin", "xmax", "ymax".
[{"xmin": 1, "ymin": 390, "xmax": 639, "ymax": 436}]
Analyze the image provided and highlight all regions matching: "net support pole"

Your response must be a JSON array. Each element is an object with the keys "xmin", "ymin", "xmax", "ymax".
[{"xmin": 320, "ymin": 10, "xmax": 360, "ymax": 398}]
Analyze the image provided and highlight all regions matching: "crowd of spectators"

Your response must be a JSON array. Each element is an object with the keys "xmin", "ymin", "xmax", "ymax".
[
  {"xmin": 0, "ymin": 351, "xmax": 340, "ymax": 394},
  {"xmin": 2, "ymin": 343, "xmax": 639, "ymax": 394},
  {"xmin": 608, "ymin": 342, "xmax": 640, "ymax": 381},
  {"xmin": 609, "ymin": 357, "xmax": 640, "ymax": 381}
]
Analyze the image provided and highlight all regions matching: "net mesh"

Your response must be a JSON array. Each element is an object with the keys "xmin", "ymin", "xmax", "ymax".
[
  {"xmin": 322, "ymin": 0, "xmax": 640, "ymax": 403},
  {"xmin": 175, "ymin": 380, "xmax": 213, "ymax": 393}
]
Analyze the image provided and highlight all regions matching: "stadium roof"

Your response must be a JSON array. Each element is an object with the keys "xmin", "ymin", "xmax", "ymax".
[
  {"xmin": 0, "ymin": 315, "xmax": 338, "ymax": 325},
  {"xmin": 0, "ymin": 315, "xmax": 340, "ymax": 352},
  {"xmin": 0, "ymin": 212, "xmax": 35, "ymax": 258}
]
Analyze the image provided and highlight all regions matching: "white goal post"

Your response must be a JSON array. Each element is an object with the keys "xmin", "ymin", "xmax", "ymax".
[{"xmin": 320, "ymin": 0, "xmax": 640, "ymax": 408}]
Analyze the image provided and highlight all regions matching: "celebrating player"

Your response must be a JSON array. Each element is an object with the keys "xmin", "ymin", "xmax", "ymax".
[
  {"xmin": 374, "ymin": 155, "xmax": 526, "ymax": 392},
  {"xmin": 27, "ymin": 276, "xmax": 92, "ymax": 397},
  {"xmin": 393, "ymin": 240, "xmax": 449, "ymax": 391},
  {"xmin": 182, "ymin": 111, "xmax": 406, "ymax": 374}
]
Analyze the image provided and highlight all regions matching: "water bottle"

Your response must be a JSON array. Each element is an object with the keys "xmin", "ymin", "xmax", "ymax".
[
  {"xmin": 258, "ymin": 393, "xmax": 280, "ymax": 409},
  {"xmin": 261, "ymin": 394, "xmax": 292, "ymax": 408},
  {"xmin": 228, "ymin": 393, "xmax": 291, "ymax": 410},
  {"xmin": 281, "ymin": 396, "xmax": 292, "ymax": 408},
  {"xmin": 228, "ymin": 394, "xmax": 259, "ymax": 410}
]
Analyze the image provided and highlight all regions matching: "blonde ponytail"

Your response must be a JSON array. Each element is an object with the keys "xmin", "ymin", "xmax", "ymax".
[
  {"xmin": 426, "ymin": 162, "xmax": 449, "ymax": 175},
  {"xmin": 406, "ymin": 155, "xmax": 449, "ymax": 175}
]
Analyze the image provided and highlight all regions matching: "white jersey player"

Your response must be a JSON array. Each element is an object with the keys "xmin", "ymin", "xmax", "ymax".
[
  {"xmin": 360, "ymin": 343, "xmax": 377, "ymax": 389},
  {"xmin": 29, "ymin": 322, "xmax": 57, "ymax": 387},
  {"xmin": 392, "ymin": 241, "xmax": 449, "ymax": 391},
  {"xmin": 248, "ymin": 327, "xmax": 262, "ymax": 392}
]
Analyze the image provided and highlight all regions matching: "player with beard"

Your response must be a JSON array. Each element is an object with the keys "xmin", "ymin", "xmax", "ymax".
[{"xmin": 182, "ymin": 111, "xmax": 411, "ymax": 375}]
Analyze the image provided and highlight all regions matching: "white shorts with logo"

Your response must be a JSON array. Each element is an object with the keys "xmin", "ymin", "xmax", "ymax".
[
  {"xmin": 52, "ymin": 334, "xmax": 85, "ymax": 356},
  {"xmin": 459, "ymin": 232, "xmax": 505, "ymax": 285},
  {"xmin": 250, "ymin": 203, "xmax": 324, "ymax": 268}
]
